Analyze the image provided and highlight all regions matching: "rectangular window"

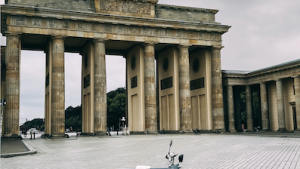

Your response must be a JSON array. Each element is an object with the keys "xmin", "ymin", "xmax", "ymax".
[
  {"xmin": 84, "ymin": 74, "xmax": 90, "ymax": 88},
  {"xmin": 161, "ymin": 76, "xmax": 173, "ymax": 90},
  {"xmin": 190, "ymin": 77, "xmax": 205, "ymax": 90},
  {"xmin": 131, "ymin": 76, "xmax": 137, "ymax": 88}
]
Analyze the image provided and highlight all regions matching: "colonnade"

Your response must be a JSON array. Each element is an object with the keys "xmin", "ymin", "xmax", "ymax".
[
  {"xmin": 2, "ymin": 33, "xmax": 226, "ymax": 137},
  {"xmin": 227, "ymin": 76, "xmax": 300, "ymax": 132}
]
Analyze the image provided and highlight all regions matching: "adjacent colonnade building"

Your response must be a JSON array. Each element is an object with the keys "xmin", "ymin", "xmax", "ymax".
[{"xmin": 223, "ymin": 60, "xmax": 300, "ymax": 132}]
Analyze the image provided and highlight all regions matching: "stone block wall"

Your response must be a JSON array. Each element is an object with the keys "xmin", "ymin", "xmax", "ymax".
[
  {"xmin": 7, "ymin": 0, "xmax": 95, "ymax": 12},
  {"xmin": 155, "ymin": 4, "xmax": 216, "ymax": 22},
  {"xmin": 6, "ymin": 0, "xmax": 218, "ymax": 23}
]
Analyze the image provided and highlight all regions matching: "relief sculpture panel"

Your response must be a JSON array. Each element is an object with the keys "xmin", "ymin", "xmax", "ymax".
[
  {"xmin": 99, "ymin": 0, "xmax": 151, "ymax": 15},
  {"xmin": 95, "ymin": 0, "xmax": 154, "ymax": 18}
]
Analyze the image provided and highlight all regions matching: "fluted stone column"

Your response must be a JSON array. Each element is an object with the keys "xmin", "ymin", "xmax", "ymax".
[
  {"xmin": 51, "ymin": 37, "xmax": 65, "ymax": 137},
  {"xmin": 227, "ymin": 85, "xmax": 236, "ymax": 132},
  {"xmin": 294, "ymin": 76, "xmax": 300, "ymax": 130},
  {"xmin": 93, "ymin": 39, "xmax": 107, "ymax": 135},
  {"xmin": 144, "ymin": 43, "xmax": 157, "ymax": 132},
  {"xmin": 178, "ymin": 45, "xmax": 192, "ymax": 132},
  {"xmin": 246, "ymin": 85, "xmax": 254, "ymax": 131},
  {"xmin": 234, "ymin": 87, "xmax": 242, "ymax": 131},
  {"xmin": 260, "ymin": 82, "xmax": 269, "ymax": 130},
  {"xmin": 3, "ymin": 34, "xmax": 21, "ymax": 137},
  {"xmin": 211, "ymin": 47, "xmax": 225, "ymax": 131},
  {"xmin": 276, "ymin": 79, "xmax": 286, "ymax": 131}
]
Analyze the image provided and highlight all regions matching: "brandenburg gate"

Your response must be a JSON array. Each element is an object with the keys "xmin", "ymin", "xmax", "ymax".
[{"xmin": 1, "ymin": 0, "xmax": 230, "ymax": 137}]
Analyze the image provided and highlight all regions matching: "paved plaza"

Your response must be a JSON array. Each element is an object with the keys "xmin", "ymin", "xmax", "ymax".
[{"xmin": 1, "ymin": 134, "xmax": 300, "ymax": 169}]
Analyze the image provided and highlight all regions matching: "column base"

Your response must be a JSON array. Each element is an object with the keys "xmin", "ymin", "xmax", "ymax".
[
  {"xmin": 182, "ymin": 129, "xmax": 193, "ymax": 133},
  {"xmin": 198, "ymin": 130, "xmax": 213, "ymax": 133},
  {"xmin": 282, "ymin": 130, "xmax": 294, "ymax": 133},
  {"xmin": 130, "ymin": 131, "xmax": 146, "ymax": 135},
  {"xmin": 144, "ymin": 130, "xmax": 158, "ymax": 135},
  {"xmin": 50, "ymin": 133, "xmax": 66, "ymax": 139},
  {"xmin": 228, "ymin": 129, "xmax": 237, "ymax": 133},
  {"xmin": 81, "ymin": 133, "xmax": 95, "ymax": 136},
  {"xmin": 213, "ymin": 129, "xmax": 227, "ymax": 134},
  {"xmin": 95, "ymin": 131, "xmax": 107, "ymax": 136},
  {"xmin": 1, "ymin": 135, "xmax": 22, "ymax": 139}
]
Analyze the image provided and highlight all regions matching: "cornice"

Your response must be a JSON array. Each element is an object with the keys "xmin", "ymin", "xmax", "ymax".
[
  {"xmin": 156, "ymin": 4, "xmax": 218, "ymax": 14},
  {"xmin": 127, "ymin": 0, "xmax": 159, "ymax": 3},
  {"xmin": 246, "ymin": 60, "xmax": 300, "ymax": 78},
  {"xmin": 223, "ymin": 59, "xmax": 300, "ymax": 79},
  {"xmin": 1, "ymin": 5, "xmax": 231, "ymax": 33}
]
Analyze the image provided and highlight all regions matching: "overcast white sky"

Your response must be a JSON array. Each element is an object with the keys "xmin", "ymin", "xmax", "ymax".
[{"xmin": 1, "ymin": 0, "xmax": 300, "ymax": 122}]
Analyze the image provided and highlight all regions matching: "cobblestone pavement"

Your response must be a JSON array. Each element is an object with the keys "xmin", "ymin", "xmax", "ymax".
[{"xmin": 1, "ymin": 134, "xmax": 300, "ymax": 169}]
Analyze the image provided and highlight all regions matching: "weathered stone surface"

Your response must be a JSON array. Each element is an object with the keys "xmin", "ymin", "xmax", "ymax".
[
  {"xmin": 95, "ymin": 0, "xmax": 156, "ymax": 18},
  {"xmin": 51, "ymin": 37, "xmax": 65, "ymax": 137},
  {"xmin": 211, "ymin": 47, "xmax": 225, "ymax": 131},
  {"xmin": 7, "ymin": 15, "xmax": 222, "ymax": 45},
  {"xmin": 4, "ymin": 34, "xmax": 20, "ymax": 137},
  {"xmin": 260, "ymin": 82, "xmax": 269, "ymax": 131},
  {"xmin": 93, "ymin": 39, "xmax": 107, "ymax": 134},
  {"xmin": 178, "ymin": 45, "xmax": 192, "ymax": 132},
  {"xmin": 276, "ymin": 79, "xmax": 286, "ymax": 131},
  {"xmin": 144, "ymin": 43, "xmax": 157, "ymax": 132},
  {"xmin": 227, "ymin": 85, "xmax": 236, "ymax": 132},
  {"xmin": 1, "ymin": 1, "xmax": 231, "ymax": 136},
  {"xmin": 7, "ymin": 0, "xmax": 95, "ymax": 12},
  {"xmin": 155, "ymin": 4, "xmax": 217, "ymax": 22},
  {"xmin": 294, "ymin": 76, "xmax": 300, "ymax": 130},
  {"xmin": 246, "ymin": 85, "xmax": 253, "ymax": 132}
]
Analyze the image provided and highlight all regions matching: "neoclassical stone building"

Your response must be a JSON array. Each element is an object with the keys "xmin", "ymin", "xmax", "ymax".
[
  {"xmin": 223, "ymin": 60, "xmax": 300, "ymax": 132},
  {"xmin": 1, "ymin": 0, "xmax": 299, "ymax": 137}
]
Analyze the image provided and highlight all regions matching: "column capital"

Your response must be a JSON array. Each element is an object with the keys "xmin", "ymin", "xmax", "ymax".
[
  {"xmin": 275, "ymin": 78, "xmax": 283, "ymax": 82},
  {"xmin": 51, "ymin": 36, "xmax": 65, "ymax": 40},
  {"xmin": 211, "ymin": 46, "xmax": 224, "ymax": 50},
  {"xmin": 93, "ymin": 38, "xmax": 107, "ymax": 43},
  {"xmin": 260, "ymin": 82, "xmax": 266, "ymax": 85},
  {"xmin": 5, "ymin": 32, "xmax": 21, "ymax": 37},
  {"xmin": 178, "ymin": 44, "xmax": 191, "ymax": 48},
  {"xmin": 292, "ymin": 75, "xmax": 300, "ymax": 79},
  {"xmin": 144, "ymin": 41, "xmax": 157, "ymax": 46}
]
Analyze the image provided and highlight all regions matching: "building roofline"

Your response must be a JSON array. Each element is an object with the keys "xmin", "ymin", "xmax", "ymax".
[
  {"xmin": 223, "ymin": 58, "xmax": 300, "ymax": 77},
  {"xmin": 156, "ymin": 4, "xmax": 219, "ymax": 14}
]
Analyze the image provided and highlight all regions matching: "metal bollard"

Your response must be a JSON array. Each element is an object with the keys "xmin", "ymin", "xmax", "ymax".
[
  {"xmin": 34, "ymin": 132, "xmax": 35, "ymax": 139},
  {"xmin": 30, "ymin": 132, "xmax": 32, "ymax": 139}
]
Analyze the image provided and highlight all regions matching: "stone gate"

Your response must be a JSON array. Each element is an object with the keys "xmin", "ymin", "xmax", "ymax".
[{"xmin": 1, "ymin": 0, "xmax": 230, "ymax": 137}]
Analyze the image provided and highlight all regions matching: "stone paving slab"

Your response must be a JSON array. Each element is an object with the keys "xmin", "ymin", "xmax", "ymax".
[
  {"xmin": 1, "ymin": 138, "xmax": 29, "ymax": 154},
  {"xmin": 1, "ymin": 134, "xmax": 300, "ymax": 169}
]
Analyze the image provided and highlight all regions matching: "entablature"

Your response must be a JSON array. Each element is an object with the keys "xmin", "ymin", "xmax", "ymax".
[
  {"xmin": 1, "ymin": 5, "xmax": 230, "ymax": 33},
  {"xmin": 222, "ymin": 61, "xmax": 300, "ymax": 86},
  {"xmin": 1, "ymin": 5, "xmax": 230, "ymax": 47}
]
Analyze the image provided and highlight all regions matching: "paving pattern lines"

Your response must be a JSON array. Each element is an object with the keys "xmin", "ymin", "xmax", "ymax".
[{"xmin": 1, "ymin": 135, "xmax": 300, "ymax": 169}]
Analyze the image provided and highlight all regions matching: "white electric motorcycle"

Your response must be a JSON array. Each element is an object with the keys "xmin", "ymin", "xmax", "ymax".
[
  {"xmin": 165, "ymin": 140, "xmax": 184, "ymax": 169},
  {"xmin": 135, "ymin": 140, "xmax": 184, "ymax": 169}
]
